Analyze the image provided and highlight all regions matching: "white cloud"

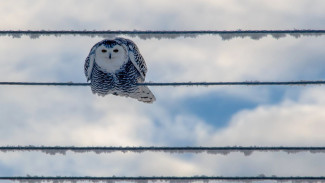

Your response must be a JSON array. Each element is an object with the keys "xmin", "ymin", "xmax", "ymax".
[
  {"xmin": 201, "ymin": 87, "xmax": 325, "ymax": 147},
  {"xmin": 2, "ymin": 0, "xmax": 325, "ymax": 30}
]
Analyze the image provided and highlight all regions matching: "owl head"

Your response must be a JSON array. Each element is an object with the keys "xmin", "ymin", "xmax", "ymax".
[
  {"xmin": 89, "ymin": 39, "xmax": 129, "ymax": 74},
  {"xmin": 85, "ymin": 37, "xmax": 147, "ymax": 82}
]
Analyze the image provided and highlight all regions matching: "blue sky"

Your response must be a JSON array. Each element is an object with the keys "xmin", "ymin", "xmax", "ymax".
[{"xmin": 1, "ymin": 0, "xmax": 325, "ymax": 181}]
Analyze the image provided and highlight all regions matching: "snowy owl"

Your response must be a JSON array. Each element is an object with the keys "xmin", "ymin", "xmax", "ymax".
[{"xmin": 84, "ymin": 37, "xmax": 156, "ymax": 103}]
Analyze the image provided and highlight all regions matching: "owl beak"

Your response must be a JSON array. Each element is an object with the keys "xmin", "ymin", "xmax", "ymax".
[{"xmin": 109, "ymin": 53, "xmax": 112, "ymax": 59}]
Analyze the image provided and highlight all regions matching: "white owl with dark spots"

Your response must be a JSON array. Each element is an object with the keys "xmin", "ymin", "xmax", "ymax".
[{"xmin": 84, "ymin": 37, "xmax": 156, "ymax": 103}]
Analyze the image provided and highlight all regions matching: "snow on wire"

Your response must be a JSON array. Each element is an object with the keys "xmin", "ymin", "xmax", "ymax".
[
  {"xmin": 1, "ymin": 81, "xmax": 325, "ymax": 87},
  {"xmin": 1, "ymin": 30, "xmax": 325, "ymax": 40},
  {"xmin": 2, "ymin": 176, "xmax": 325, "ymax": 183},
  {"xmin": 2, "ymin": 146, "xmax": 325, "ymax": 156}
]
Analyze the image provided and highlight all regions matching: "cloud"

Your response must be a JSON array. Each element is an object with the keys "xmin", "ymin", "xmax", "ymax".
[
  {"xmin": 201, "ymin": 87, "xmax": 325, "ymax": 147},
  {"xmin": 2, "ymin": 0, "xmax": 325, "ymax": 30}
]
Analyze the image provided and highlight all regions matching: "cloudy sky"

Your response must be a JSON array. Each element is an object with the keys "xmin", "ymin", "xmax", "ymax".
[{"xmin": 1, "ymin": 0, "xmax": 325, "ymax": 182}]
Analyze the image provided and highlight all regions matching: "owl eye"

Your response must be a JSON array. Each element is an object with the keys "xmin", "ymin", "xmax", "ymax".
[
  {"xmin": 113, "ymin": 49, "xmax": 119, "ymax": 53},
  {"xmin": 101, "ymin": 49, "xmax": 107, "ymax": 53}
]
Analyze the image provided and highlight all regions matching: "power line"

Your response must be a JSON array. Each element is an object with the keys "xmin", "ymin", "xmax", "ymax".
[
  {"xmin": 1, "ymin": 176, "xmax": 325, "ymax": 182},
  {"xmin": 1, "ymin": 29, "xmax": 325, "ymax": 40},
  {"xmin": 139, "ymin": 81, "xmax": 325, "ymax": 86},
  {"xmin": 2, "ymin": 146, "xmax": 325, "ymax": 151},
  {"xmin": 1, "ymin": 146, "xmax": 325, "ymax": 156},
  {"xmin": 1, "ymin": 29, "xmax": 325, "ymax": 35},
  {"xmin": 0, "ymin": 82, "xmax": 89, "ymax": 86},
  {"xmin": 1, "ymin": 81, "xmax": 325, "ymax": 87}
]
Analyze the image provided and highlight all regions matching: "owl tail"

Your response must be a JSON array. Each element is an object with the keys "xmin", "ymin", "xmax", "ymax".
[{"xmin": 129, "ymin": 86, "xmax": 156, "ymax": 103}]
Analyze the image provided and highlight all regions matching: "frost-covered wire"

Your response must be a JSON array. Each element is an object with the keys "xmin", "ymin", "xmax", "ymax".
[
  {"xmin": 1, "ymin": 81, "xmax": 325, "ymax": 87},
  {"xmin": 0, "ymin": 82, "xmax": 89, "ymax": 86},
  {"xmin": 1, "ymin": 30, "xmax": 325, "ymax": 40},
  {"xmin": 2, "ymin": 146, "xmax": 325, "ymax": 156},
  {"xmin": 1, "ymin": 176, "xmax": 325, "ymax": 183}
]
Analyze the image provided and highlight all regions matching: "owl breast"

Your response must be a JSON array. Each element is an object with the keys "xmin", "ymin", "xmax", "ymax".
[{"xmin": 90, "ymin": 60, "xmax": 141, "ymax": 96}]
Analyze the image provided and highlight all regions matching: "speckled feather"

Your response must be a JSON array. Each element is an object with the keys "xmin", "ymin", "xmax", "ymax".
[{"xmin": 84, "ymin": 38, "xmax": 155, "ymax": 103}]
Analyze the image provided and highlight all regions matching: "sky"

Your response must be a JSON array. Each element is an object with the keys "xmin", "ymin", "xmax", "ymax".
[{"xmin": 1, "ymin": 0, "xmax": 325, "ymax": 182}]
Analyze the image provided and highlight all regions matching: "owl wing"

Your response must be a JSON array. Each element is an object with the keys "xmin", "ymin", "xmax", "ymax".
[
  {"xmin": 84, "ymin": 54, "xmax": 92, "ymax": 81},
  {"xmin": 84, "ymin": 41, "xmax": 104, "ymax": 81},
  {"xmin": 115, "ymin": 38, "xmax": 147, "ymax": 81}
]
